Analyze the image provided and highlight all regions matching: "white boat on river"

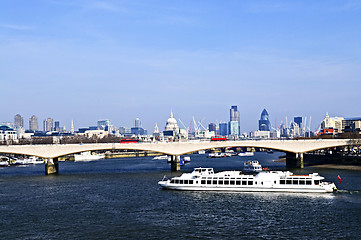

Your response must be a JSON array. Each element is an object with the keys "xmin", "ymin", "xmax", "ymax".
[
  {"xmin": 74, "ymin": 151, "xmax": 104, "ymax": 162},
  {"xmin": 243, "ymin": 160, "xmax": 263, "ymax": 172},
  {"xmin": 159, "ymin": 168, "xmax": 337, "ymax": 193},
  {"xmin": 153, "ymin": 155, "xmax": 170, "ymax": 160}
]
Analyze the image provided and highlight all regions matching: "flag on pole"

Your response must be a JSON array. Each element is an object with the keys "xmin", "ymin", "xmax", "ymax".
[{"xmin": 337, "ymin": 175, "xmax": 342, "ymax": 184}]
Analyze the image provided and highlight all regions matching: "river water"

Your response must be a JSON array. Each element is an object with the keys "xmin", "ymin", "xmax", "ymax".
[{"xmin": 1, "ymin": 152, "xmax": 360, "ymax": 239}]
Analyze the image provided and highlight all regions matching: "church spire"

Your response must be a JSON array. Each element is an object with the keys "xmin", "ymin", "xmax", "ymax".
[
  {"xmin": 71, "ymin": 120, "xmax": 74, "ymax": 134},
  {"xmin": 154, "ymin": 123, "xmax": 159, "ymax": 133}
]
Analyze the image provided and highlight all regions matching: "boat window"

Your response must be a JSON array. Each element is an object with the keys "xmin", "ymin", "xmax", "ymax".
[
  {"xmin": 274, "ymin": 181, "xmax": 276, "ymax": 184},
  {"xmin": 175, "ymin": 180, "xmax": 179, "ymax": 184},
  {"xmin": 286, "ymin": 180, "xmax": 292, "ymax": 184},
  {"xmin": 242, "ymin": 181, "xmax": 247, "ymax": 185},
  {"xmin": 180, "ymin": 180, "xmax": 184, "ymax": 184},
  {"xmin": 306, "ymin": 180, "xmax": 312, "ymax": 185},
  {"xmin": 213, "ymin": 180, "xmax": 217, "ymax": 185},
  {"xmin": 207, "ymin": 180, "xmax": 211, "ymax": 184},
  {"xmin": 261, "ymin": 182, "xmax": 263, "ymax": 185},
  {"xmin": 280, "ymin": 180, "xmax": 286, "ymax": 184},
  {"xmin": 248, "ymin": 181, "xmax": 253, "ymax": 185},
  {"xmin": 189, "ymin": 180, "xmax": 193, "ymax": 184},
  {"xmin": 219, "ymin": 177, "xmax": 224, "ymax": 179},
  {"xmin": 292, "ymin": 180, "xmax": 298, "ymax": 185},
  {"xmin": 230, "ymin": 180, "xmax": 235, "ymax": 185},
  {"xmin": 170, "ymin": 179, "xmax": 175, "ymax": 183},
  {"xmin": 201, "ymin": 180, "xmax": 206, "ymax": 184},
  {"xmin": 219, "ymin": 180, "xmax": 223, "ymax": 184},
  {"xmin": 236, "ymin": 181, "xmax": 241, "ymax": 185},
  {"xmin": 185, "ymin": 180, "xmax": 189, "ymax": 184},
  {"xmin": 224, "ymin": 180, "xmax": 229, "ymax": 185},
  {"xmin": 202, "ymin": 177, "xmax": 206, "ymax": 179},
  {"xmin": 299, "ymin": 180, "xmax": 305, "ymax": 185},
  {"xmin": 314, "ymin": 180, "xmax": 320, "ymax": 185}
]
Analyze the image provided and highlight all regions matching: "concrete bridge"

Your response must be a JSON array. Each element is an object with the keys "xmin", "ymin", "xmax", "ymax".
[{"xmin": 0, "ymin": 139, "xmax": 354, "ymax": 174}]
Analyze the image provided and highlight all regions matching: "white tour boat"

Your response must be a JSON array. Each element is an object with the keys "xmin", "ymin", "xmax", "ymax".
[
  {"xmin": 158, "ymin": 168, "xmax": 337, "ymax": 193},
  {"xmin": 74, "ymin": 151, "xmax": 104, "ymax": 162},
  {"xmin": 238, "ymin": 152, "xmax": 254, "ymax": 157},
  {"xmin": 243, "ymin": 160, "xmax": 263, "ymax": 172},
  {"xmin": 153, "ymin": 155, "xmax": 170, "ymax": 160},
  {"xmin": 26, "ymin": 156, "xmax": 44, "ymax": 164}
]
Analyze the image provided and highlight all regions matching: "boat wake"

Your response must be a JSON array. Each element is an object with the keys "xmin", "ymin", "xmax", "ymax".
[
  {"xmin": 336, "ymin": 189, "xmax": 361, "ymax": 195},
  {"xmin": 334, "ymin": 189, "xmax": 361, "ymax": 204}
]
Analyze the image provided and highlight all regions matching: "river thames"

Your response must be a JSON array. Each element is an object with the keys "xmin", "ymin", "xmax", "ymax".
[{"xmin": 1, "ymin": 152, "xmax": 360, "ymax": 239}]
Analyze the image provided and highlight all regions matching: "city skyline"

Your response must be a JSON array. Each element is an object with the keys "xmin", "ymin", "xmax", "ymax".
[
  {"xmin": 1, "ymin": 0, "xmax": 360, "ymax": 132},
  {"xmin": 2, "ymin": 108, "xmax": 356, "ymax": 135}
]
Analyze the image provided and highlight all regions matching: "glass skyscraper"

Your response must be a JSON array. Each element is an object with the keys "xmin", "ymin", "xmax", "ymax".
[
  {"xmin": 259, "ymin": 109, "xmax": 271, "ymax": 131},
  {"xmin": 229, "ymin": 106, "xmax": 240, "ymax": 136},
  {"xmin": 219, "ymin": 123, "xmax": 228, "ymax": 136}
]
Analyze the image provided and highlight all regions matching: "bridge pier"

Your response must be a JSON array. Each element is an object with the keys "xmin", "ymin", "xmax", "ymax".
[
  {"xmin": 286, "ymin": 152, "xmax": 304, "ymax": 169},
  {"xmin": 170, "ymin": 155, "xmax": 181, "ymax": 171},
  {"xmin": 45, "ymin": 158, "xmax": 59, "ymax": 175}
]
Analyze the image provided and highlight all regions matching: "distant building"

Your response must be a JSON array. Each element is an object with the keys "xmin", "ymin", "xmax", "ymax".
[
  {"xmin": 163, "ymin": 111, "xmax": 179, "ymax": 137},
  {"xmin": 250, "ymin": 130, "xmax": 270, "ymax": 139},
  {"xmin": 259, "ymin": 109, "xmax": 271, "ymax": 131},
  {"xmin": 229, "ymin": 106, "xmax": 240, "ymax": 136},
  {"xmin": 208, "ymin": 123, "xmax": 216, "ymax": 133},
  {"xmin": 29, "ymin": 115, "xmax": 38, "ymax": 131},
  {"xmin": 294, "ymin": 117, "xmax": 302, "ymax": 129},
  {"xmin": 153, "ymin": 123, "xmax": 161, "ymax": 139},
  {"xmin": 342, "ymin": 117, "xmax": 361, "ymax": 132},
  {"xmin": 54, "ymin": 121, "xmax": 60, "ymax": 132},
  {"xmin": 0, "ymin": 125, "xmax": 17, "ymax": 142},
  {"xmin": 320, "ymin": 113, "xmax": 343, "ymax": 133},
  {"xmin": 219, "ymin": 122, "xmax": 228, "ymax": 136},
  {"xmin": 43, "ymin": 118, "xmax": 54, "ymax": 132},
  {"xmin": 135, "ymin": 118, "xmax": 142, "ymax": 128},
  {"xmin": 131, "ymin": 117, "xmax": 146, "ymax": 136},
  {"xmin": 97, "ymin": 119, "xmax": 111, "ymax": 130},
  {"xmin": 14, "ymin": 114, "xmax": 24, "ymax": 128},
  {"xmin": 119, "ymin": 127, "xmax": 131, "ymax": 135}
]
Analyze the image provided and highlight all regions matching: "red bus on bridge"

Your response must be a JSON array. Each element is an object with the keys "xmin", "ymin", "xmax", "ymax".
[
  {"xmin": 120, "ymin": 139, "xmax": 140, "ymax": 144},
  {"xmin": 211, "ymin": 136, "xmax": 227, "ymax": 141}
]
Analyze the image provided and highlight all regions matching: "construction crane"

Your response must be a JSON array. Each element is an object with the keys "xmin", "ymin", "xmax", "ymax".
[{"xmin": 178, "ymin": 119, "xmax": 189, "ymax": 132}]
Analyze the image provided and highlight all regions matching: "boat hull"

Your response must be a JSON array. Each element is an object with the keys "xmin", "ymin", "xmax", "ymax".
[{"xmin": 158, "ymin": 182, "xmax": 335, "ymax": 193}]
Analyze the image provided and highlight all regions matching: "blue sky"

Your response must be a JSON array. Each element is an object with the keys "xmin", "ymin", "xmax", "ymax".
[{"xmin": 1, "ymin": 0, "xmax": 360, "ymax": 132}]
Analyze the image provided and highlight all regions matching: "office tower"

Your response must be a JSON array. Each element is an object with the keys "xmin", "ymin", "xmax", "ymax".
[
  {"xmin": 14, "ymin": 114, "xmax": 24, "ymax": 128},
  {"xmin": 29, "ymin": 115, "xmax": 38, "ymax": 131},
  {"xmin": 294, "ymin": 117, "xmax": 302, "ymax": 129},
  {"xmin": 229, "ymin": 105, "xmax": 240, "ymax": 136},
  {"xmin": 208, "ymin": 123, "xmax": 216, "ymax": 133},
  {"xmin": 230, "ymin": 106, "xmax": 239, "ymax": 122},
  {"xmin": 97, "ymin": 119, "xmax": 111, "ymax": 130},
  {"xmin": 219, "ymin": 122, "xmax": 228, "ymax": 136},
  {"xmin": 259, "ymin": 109, "xmax": 271, "ymax": 131},
  {"xmin": 135, "ymin": 118, "xmax": 142, "ymax": 128},
  {"xmin": 54, "ymin": 121, "xmax": 60, "ymax": 132},
  {"xmin": 43, "ymin": 118, "xmax": 54, "ymax": 132}
]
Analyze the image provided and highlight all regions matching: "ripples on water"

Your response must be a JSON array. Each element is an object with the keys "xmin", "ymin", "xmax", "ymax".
[{"xmin": 0, "ymin": 152, "xmax": 360, "ymax": 239}]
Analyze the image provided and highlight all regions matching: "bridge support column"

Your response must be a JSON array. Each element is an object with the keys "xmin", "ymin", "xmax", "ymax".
[
  {"xmin": 286, "ymin": 152, "xmax": 304, "ymax": 169},
  {"xmin": 170, "ymin": 155, "xmax": 181, "ymax": 171},
  {"xmin": 45, "ymin": 158, "xmax": 59, "ymax": 175}
]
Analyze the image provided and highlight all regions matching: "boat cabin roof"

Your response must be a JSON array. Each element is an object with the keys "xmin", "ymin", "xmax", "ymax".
[{"xmin": 193, "ymin": 168, "xmax": 214, "ymax": 175}]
